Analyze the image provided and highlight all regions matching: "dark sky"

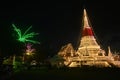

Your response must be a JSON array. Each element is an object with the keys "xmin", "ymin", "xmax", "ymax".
[{"xmin": 0, "ymin": 1, "xmax": 120, "ymax": 57}]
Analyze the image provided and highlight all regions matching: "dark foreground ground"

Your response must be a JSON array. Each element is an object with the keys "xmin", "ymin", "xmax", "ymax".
[{"xmin": 1, "ymin": 67, "xmax": 120, "ymax": 80}]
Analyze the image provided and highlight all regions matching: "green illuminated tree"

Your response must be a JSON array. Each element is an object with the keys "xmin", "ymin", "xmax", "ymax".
[{"xmin": 12, "ymin": 24, "xmax": 40, "ymax": 44}]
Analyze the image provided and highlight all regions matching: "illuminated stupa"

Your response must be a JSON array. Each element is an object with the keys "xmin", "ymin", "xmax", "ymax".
[
  {"xmin": 67, "ymin": 9, "xmax": 113, "ymax": 67},
  {"xmin": 77, "ymin": 9, "xmax": 101, "ymax": 57},
  {"xmin": 50, "ymin": 8, "xmax": 116, "ymax": 68}
]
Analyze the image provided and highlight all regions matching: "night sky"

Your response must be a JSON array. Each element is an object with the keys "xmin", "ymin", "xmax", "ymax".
[{"xmin": 0, "ymin": 1, "xmax": 120, "ymax": 58}]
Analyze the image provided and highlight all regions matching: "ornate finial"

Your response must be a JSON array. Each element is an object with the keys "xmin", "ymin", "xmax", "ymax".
[{"xmin": 83, "ymin": 8, "xmax": 89, "ymax": 28}]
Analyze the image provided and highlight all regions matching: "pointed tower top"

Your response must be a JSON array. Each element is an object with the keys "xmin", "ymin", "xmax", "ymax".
[
  {"xmin": 108, "ymin": 46, "xmax": 112, "ymax": 56},
  {"xmin": 83, "ymin": 8, "xmax": 90, "ymax": 28},
  {"xmin": 82, "ymin": 8, "xmax": 93, "ymax": 36}
]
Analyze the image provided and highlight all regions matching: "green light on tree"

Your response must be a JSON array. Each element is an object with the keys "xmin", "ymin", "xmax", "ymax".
[{"xmin": 12, "ymin": 24, "xmax": 40, "ymax": 44}]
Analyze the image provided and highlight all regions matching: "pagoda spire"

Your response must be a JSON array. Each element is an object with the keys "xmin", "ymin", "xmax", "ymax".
[
  {"xmin": 83, "ymin": 9, "xmax": 89, "ymax": 28},
  {"xmin": 108, "ymin": 46, "xmax": 112, "ymax": 57},
  {"xmin": 78, "ymin": 8, "xmax": 100, "ymax": 49},
  {"xmin": 82, "ymin": 8, "xmax": 93, "ymax": 36}
]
